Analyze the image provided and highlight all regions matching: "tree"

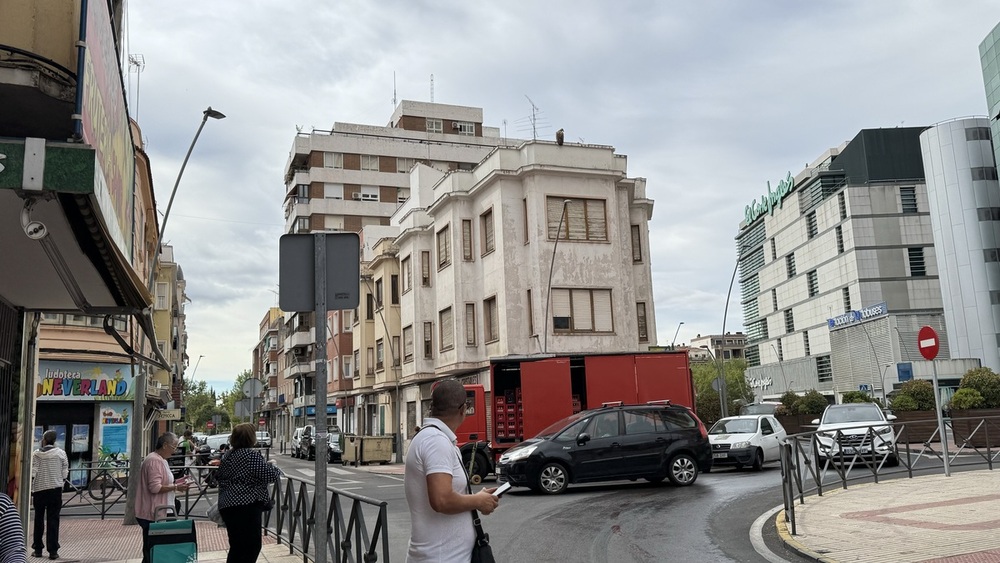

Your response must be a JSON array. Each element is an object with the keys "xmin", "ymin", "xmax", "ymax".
[
  {"xmin": 691, "ymin": 359, "xmax": 753, "ymax": 423},
  {"xmin": 181, "ymin": 379, "xmax": 217, "ymax": 431},
  {"xmin": 223, "ymin": 369, "xmax": 255, "ymax": 425},
  {"xmin": 792, "ymin": 390, "xmax": 828, "ymax": 415}
]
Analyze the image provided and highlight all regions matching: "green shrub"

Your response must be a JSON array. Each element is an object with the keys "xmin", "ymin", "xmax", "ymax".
[
  {"xmin": 779, "ymin": 390, "xmax": 799, "ymax": 411},
  {"xmin": 959, "ymin": 367, "xmax": 1000, "ymax": 408},
  {"xmin": 890, "ymin": 395, "xmax": 919, "ymax": 412},
  {"xmin": 793, "ymin": 389, "xmax": 829, "ymax": 415},
  {"xmin": 892, "ymin": 379, "xmax": 936, "ymax": 411},
  {"xmin": 773, "ymin": 404, "xmax": 790, "ymax": 416},
  {"xmin": 841, "ymin": 391, "xmax": 876, "ymax": 404},
  {"xmin": 949, "ymin": 388, "xmax": 985, "ymax": 410}
]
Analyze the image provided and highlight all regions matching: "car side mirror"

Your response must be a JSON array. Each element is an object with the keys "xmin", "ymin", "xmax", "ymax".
[
  {"xmin": 886, "ymin": 414, "xmax": 897, "ymax": 421},
  {"xmin": 577, "ymin": 433, "xmax": 591, "ymax": 446},
  {"xmin": 811, "ymin": 419, "xmax": 820, "ymax": 425}
]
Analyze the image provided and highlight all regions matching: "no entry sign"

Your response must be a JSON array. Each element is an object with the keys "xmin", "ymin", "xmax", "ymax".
[{"xmin": 918, "ymin": 326, "xmax": 940, "ymax": 361}]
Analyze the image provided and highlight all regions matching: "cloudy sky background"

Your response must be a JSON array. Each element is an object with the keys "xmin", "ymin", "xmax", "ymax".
[{"xmin": 124, "ymin": 1, "xmax": 999, "ymax": 393}]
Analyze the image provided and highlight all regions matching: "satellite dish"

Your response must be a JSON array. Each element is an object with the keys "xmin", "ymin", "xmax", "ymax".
[{"xmin": 242, "ymin": 378, "xmax": 264, "ymax": 398}]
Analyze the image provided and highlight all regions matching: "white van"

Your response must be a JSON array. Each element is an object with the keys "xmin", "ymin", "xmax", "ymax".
[
  {"xmin": 256, "ymin": 431, "xmax": 272, "ymax": 447},
  {"xmin": 205, "ymin": 433, "xmax": 231, "ymax": 453}
]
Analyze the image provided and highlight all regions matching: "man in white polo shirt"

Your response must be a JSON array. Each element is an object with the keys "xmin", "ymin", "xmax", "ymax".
[{"xmin": 405, "ymin": 379, "xmax": 500, "ymax": 562}]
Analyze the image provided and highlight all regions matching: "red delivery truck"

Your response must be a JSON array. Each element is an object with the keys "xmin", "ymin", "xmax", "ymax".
[{"xmin": 455, "ymin": 351, "xmax": 695, "ymax": 483}]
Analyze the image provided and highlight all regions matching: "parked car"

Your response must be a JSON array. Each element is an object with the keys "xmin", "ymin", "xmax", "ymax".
[
  {"xmin": 204, "ymin": 433, "xmax": 231, "ymax": 453},
  {"xmin": 708, "ymin": 414, "xmax": 787, "ymax": 471},
  {"xmin": 256, "ymin": 431, "xmax": 272, "ymax": 448},
  {"xmin": 496, "ymin": 401, "xmax": 712, "ymax": 494},
  {"xmin": 739, "ymin": 402, "xmax": 781, "ymax": 415},
  {"xmin": 812, "ymin": 403, "xmax": 898, "ymax": 465},
  {"xmin": 291, "ymin": 427, "xmax": 307, "ymax": 458}
]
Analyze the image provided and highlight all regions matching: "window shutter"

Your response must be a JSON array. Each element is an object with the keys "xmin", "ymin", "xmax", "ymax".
[
  {"xmin": 567, "ymin": 200, "xmax": 587, "ymax": 240},
  {"xmin": 421, "ymin": 252, "xmax": 430, "ymax": 285},
  {"xmin": 488, "ymin": 298, "xmax": 499, "ymax": 341},
  {"xmin": 547, "ymin": 198, "xmax": 567, "ymax": 239},
  {"xmin": 423, "ymin": 322, "xmax": 433, "ymax": 358},
  {"xmin": 483, "ymin": 211, "xmax": 494, "ymax": 252},
  {"xmin": 586, "ymin": 199, "xmax": 607, "ymax": 241},
  {"xmin": 631, "ymin": 225, "xmax": 641, "ymax": 261},
  {"xmin": 440, "ymin": 308, "xmax": 454, "ymax": 350},
  {"xmin": 571, "ymin": 289, "xmax": 593, "ymax": 330},
  {"xmin": 403, "ymin": 326, "xmax": 413, "ymax": 360},
  {"xmin": 462, "ymin": 220, "xmax": 473, "ymax": 260},
  {"xmin": 465, "ymin": 303, "xmax": 476, "ymax": 345},
  {"xmin": 552, "ymin": 289, "xmax": 571, "ymax": 318},
  {"xmin": 594, "ymin": 290, "xmax": 613, "ymax": 331}
]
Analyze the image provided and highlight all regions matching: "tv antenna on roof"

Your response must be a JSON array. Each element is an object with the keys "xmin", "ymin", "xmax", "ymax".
[
  {"xmin": 392, "ymin": 71, "xmax": 397, "ymax": 107},
  {"xmin": 430, "ymin": 74, "xmax": 434, "ymax": 103},
  {"xmin": 517, "ymin": 95, "xmax": 550, "ymax": 140}
]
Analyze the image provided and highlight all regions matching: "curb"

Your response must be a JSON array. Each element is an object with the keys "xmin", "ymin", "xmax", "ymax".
[{"xmin": 774, "ymin": 509, "xmax": 839, "ymax": 563}]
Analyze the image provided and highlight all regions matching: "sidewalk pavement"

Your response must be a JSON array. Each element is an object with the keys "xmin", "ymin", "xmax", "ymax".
[{"xmin": 778, "ymin": 469, "xmax": 1000, "ymax": 563}]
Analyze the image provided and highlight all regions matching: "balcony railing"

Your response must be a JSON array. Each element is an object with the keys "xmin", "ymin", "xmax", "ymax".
[
  {"xmin": 286, "ymin": 327, "xmax": 315, "ymax": 349},
  {"xmin": 287, "ymin": 361, "xmax": 315, "ymax": 377}
]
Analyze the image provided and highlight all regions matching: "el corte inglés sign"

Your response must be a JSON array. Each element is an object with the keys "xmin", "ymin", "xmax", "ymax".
[{"xmin": 744, "ymin": 172, "xmax": 795, "ymax": 225}]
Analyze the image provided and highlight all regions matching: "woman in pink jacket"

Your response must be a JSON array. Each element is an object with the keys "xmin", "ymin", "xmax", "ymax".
[{"xmin": 135, "ymin": 433, "xmax": 190, "ymax": 563}]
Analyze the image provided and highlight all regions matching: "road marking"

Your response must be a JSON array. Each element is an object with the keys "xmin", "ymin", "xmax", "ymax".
[
  {"xmin": 377, "ymin": 484, "xmax": 402, "ymax": 488},
  {"xmin": 750, "ymin": 504, "xmax": 794, "ymax": 563}
]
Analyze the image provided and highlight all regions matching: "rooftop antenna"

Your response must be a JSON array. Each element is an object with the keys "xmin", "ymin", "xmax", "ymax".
[
  {"xmin": 392, "ymin": 71, "xmax": 397, "ymax": 107},
  {"xmin": 127, "ymin": 53, "xmax": 145, "ymax": 119},
  {"xmin": 525, "ymin": 95, "xmax": 539, "ymax": 140},
  {"xmin": 430, "ymin": 73, "xmax": 434, "ymax": 103}
]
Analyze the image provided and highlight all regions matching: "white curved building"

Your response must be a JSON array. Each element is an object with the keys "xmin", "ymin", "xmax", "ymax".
[{"xmin": 919, "ymin": 117, "xmax": 1000, "ymax": 372}]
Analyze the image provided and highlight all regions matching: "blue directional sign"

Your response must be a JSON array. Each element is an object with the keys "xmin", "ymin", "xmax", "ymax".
[{"xmin": 859, "ymin": 384, "xmax": 871, "ymax": 391}]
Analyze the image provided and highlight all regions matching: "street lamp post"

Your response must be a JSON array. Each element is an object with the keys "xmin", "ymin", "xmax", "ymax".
[
  {"xmin": 126, "ymin": 106, "xmax": 224, "ymax": 526},
  {"xmin": 719, "ymin": 238, "xmax": 751, "ymax": 418},
  {"xmin": 879, "ymin": 363, "xmax": 894, "ymax": 404},
  {"xmin": 768, "ymin": 343, "xmax": 789, "ymax": 394},
  {"xmin": 671, "ymin": 321, "xmax": 684, "ymax": 349},
  {"xmin": 542, "ymin": 199, "xmax": 571, "ymax": 354}
]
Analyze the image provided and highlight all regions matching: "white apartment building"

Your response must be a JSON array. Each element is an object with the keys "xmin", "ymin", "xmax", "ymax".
[{"xmin": 740, "ymin": 128, "xmax": 956, "ymax": 402}]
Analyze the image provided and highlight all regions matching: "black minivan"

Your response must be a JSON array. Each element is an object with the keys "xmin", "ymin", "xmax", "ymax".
[{"xmin": 495, "ymin": 402, "xmax": 712, "ymax": 494}]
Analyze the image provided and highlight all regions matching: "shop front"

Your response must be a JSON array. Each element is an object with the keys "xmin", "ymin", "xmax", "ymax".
[{"xmin": 36, "ymin": 360, "xmax": 135, "ymax": 487}]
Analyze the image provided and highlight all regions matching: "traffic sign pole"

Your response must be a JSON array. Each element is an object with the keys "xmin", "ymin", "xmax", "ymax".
[{"xmin": 918, "ymin": 326, "xmax": 950, "ymax": 477}]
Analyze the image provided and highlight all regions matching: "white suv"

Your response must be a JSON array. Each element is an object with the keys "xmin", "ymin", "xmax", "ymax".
[
  {"xmin": 708, "ymin": 414, "xmax": 787, "ymax": 471},
  {"xmin": 812, "ymin": 403, "xmax": 898, "ymax": 465}
]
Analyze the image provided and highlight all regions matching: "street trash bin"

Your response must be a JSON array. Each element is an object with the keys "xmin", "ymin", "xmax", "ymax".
[
  {"xmin": 342, "ymin": 435, "xmax": 362, "ymax": 466},
  {"xmin": 360, "ymin": 435, "xmax": 393, "ymax": 465}
]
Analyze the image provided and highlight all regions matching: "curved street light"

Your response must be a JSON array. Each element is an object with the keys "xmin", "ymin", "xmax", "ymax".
[
  {"xmin": 542, "ymin": 199, "xmax": 571, "ymax": 354},
  {"xmin": 768, "ymin": 343, "xmax": 789, "ymax": 394},
  {"xmin": 671, "ymin": 321, "xmax": 684, "ymax": 349}
]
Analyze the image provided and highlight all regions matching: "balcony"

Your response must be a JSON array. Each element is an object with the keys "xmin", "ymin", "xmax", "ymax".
[
  {"xmin": 287, "ymin": 360, "xmax": 315, "ymax": 377},
  {"xmin": 286, "ymin": 326, "xmax": 315, "ymax": 349},
  {"xmin": 293, "ymin": 394, "xmax": 315, "ymax": 409}
]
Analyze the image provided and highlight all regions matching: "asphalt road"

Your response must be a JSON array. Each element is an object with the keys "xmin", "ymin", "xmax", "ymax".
[{"xmin": 273, "ymin": 454, "xmax": 814, "ymax": 563}]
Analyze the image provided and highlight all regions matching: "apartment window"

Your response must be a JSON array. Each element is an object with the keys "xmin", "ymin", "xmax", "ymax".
[
  {"xmin": 402, "ymin": 325, "xmax": 414, "ymax": 362},
  {"xmin": 784, "ymin": 309, "xmax": 794, "ymax": 333},
  {"xmin": 785, "ymin": 254, "xmax": 796, "ymax": 278},
  {"xmin": 391, "ymin": 275, "xmax": 399, "ymax": 305},
  {"xmin": 343, "ymin": 310, "xmax": 353, "ymax": 332},
  {"xmin": 465, "ymin": 303, "xmax": 477, "ymax": 345},
  {"xmin": 155, "ymin": 283, "xmax": 168, "ymax": 310},
  {"xmin": 481, "ymin": 208, "xmax": 495, "ymax": 255},
  {"xmin": 366, "ymin": 348, "xmax": 374, "ymax": 374},
  {"xmin": 637, "ymin": 303, "xmax": 648, "ymax": 343},
  {"xmin": 631, "ymin": 225, "xmax": 642, "ymax": 262},
  {"xmin": 552, "ymin": 288, "xmax": 613, "ymax": 333},
  {"xmin": 366, "ymin": 293, "xmax": 374, "ymax": 320},
  {"xmin": 972, "ymin": 167, "xmax": 999, "ymax": 181},
  {"xmin": 397, "ymin": 157, "xmax": 416, "ymax": 173},
  {"xmin": 977, "ymin": 208, "xmax": 1000, "ymax": 221},
  {"xmin": 522, "ymin": 199, "xmax": 529, "ymax": 243},
  {"xmin": 376, "ymin": 339, "xmax": 384, "ymax": 370},
  {"xmin": 157, "ymin": 340, "xmax": 166, "ymax": 356},
  {"xmin": 547, "ymin": 197, "xmax": 607, "ymax": 241},
  {"xmin": 361, "ymin": 155, "xmax": 379, "ymax": 171},
  {"xmin": 835, "ymin": 225, "xmax": 844, "ymax": 253},
  {"xmin": 484, "ymin": 297, "xmax": 499, "ymax": 343},
  {"xmin": 806, "ymin": 212, "xmax": 818, "ymax": 239},
  {"xmin": 838, "ymin": 192, "xmax": 847, "ymax": 220},
  {"xmin": 392, "ymin": 336, "xmax": 400, "ymax": 366},
  {"xmin": 770, "ymin": 238, "xmax": 776, "ymax": 261},
  {"xmin": 842, "ymin": 287, "xmax": 852, "ymax": 312},
  {"xmin": 324, "ymin": 152, "xmax": 343, "ymax": 168},
  {"xmin": 401, "ymin": 256, "xmax": 412, "ymax": 293},
  {"xmin": 437, "ymin": 225, "xmax": 451, "ymax": 269},
  {"xmin": 900, "ymin": 186, "xmax": 917, "ymax": 213},
  {"xmin": 771, "ymin": 289, "xmax": 778, "ymax": 311},
  {"xmin": 807, "ymin": 270, "xmax": 819, "ymax": 297},
  {"xmin": 908, "ymin": 247, "xmax": 926, "ymax": 276},
  {"xmin": 455, "ymin": 121, "xmax": 475, "ymax": 135},
  {"xmin": 803, "ymin": 331, "xmax": 811, "ymax": 356},
  {"xmin": 374, "ymin": 278, "xmax": 383, "ymax": 309},
  {"xmin": 984, "ymin": 248, "xmax": 1000, "ymax": 262},
  {"xmin": 295, "ymin": 217, "xmax": 309, "ymax": 232},
  {"xmin": 967, "ymin": 126, "xmax": 992, "ymax": 141},
  {"xmin": 527, "ymin": 289, "xmax": 534, "ymax": 335},
  {"xmin": 343, "ymin": 356, "xmax": 352, "ymax": 379},
  {"xmin": 421, "ymin": 251, "xmax": 431, "ymax": 286},
  {"xmin": 353, "ymin": 350, "xmax": 360, "ymax": 377},
  {"xmin": 423, "ymin": 322, "xmax": 433, "ymax": 358},
  {"xmin": 439, "ymin": 308, "xmax": 454, "ymax": 351},
  {"xmin": 991, "ymin": 291, "xmax": 1000, "ymax": 305},
  {"xmin": 426, "ymin": 118, "xmax": 443, "ymax": 134},
  {"xmin": 776, "ymin": 339, "xmax": 784, "ymax": 361},
  {"xmin": 817, "ymin": 355, "xmax": 833, "ymax": 383},
  {"xmin": 462, "ymin": 220, "xmax": 473, "ymax": 261}
]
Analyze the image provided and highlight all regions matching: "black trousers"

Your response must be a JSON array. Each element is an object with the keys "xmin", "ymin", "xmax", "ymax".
[
  {"xmin": 31, "ymin": 487, "xmax": 62, "ymax": 555},
  {"xmin": 136, "ymin": 518, "xmax": 152, "ymax": 563},
  {"xmin": 220, "ymin": 504, "xmax": 264, "ymax": 563}
]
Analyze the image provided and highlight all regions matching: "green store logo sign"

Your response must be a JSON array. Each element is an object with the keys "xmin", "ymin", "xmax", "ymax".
[{"xmin": 744, "ymin": 172, "xmax": 795, "ymax": 225}]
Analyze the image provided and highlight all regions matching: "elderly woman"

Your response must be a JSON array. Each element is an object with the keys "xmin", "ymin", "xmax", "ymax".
[
  {"xmin": 135, "ymin": 432, "xmax": 190, "ymax": 563},
  {"xmin": 216, "ymin": 423, "xmax": 282, "ymax": 563}
]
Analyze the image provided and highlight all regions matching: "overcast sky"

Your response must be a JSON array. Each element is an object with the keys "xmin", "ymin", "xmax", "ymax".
[{"xmin": 124, "ymin": 1, "xmax": 999, "ymax": 393}]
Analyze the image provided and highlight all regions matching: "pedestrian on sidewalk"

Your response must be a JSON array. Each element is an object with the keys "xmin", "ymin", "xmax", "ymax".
[
  {"xmin": 404, "ymin": 379, "xmax": 499, "ymax": 563},
  {"xmin": 0, "ymin": 491, "xmax": 27, "ymax": 563},
  {"xmin": 178, "ymin": 430, "xmax": 198, "ymax": 485},
  {"xmin": 216, "ymin": 423, "xmax": 282, "ymax": 563},
  {"xmin": 30, "ymin": 430, "xmax": 67, "ymax": 560},
  {"xmin": 135, "ymin": 432, "xmax": 190, "ymax": 563}
]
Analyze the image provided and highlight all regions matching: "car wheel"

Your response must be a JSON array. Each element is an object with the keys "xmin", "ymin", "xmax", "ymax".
[
  {"xmin": 667, "ymin": 453, "xmax": 698, "ymax": 486},
  {"xmin": 537, "ymin": 462, "xmax": 569, "ymax": 494},
  {"xmin": 751, "ymin": 449, "xmax": 764, "ymax": 472},
  {"xmin": 473, "ymin": 453, "xmax": 491, "ymax": 482}
]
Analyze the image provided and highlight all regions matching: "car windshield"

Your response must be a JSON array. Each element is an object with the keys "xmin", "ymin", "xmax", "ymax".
[
  {"xmin": 709, "ymin": 418, "xmax": 758, "ymax": 435},
  {"xmin": 822, "ymin": 405, "xmax": 884, "ymax": 424},
  {"xmin": 741, "ymin": 403, "xmax": 778, "ymax": 415},
  {"xmin": 535, "ymin": 411, "xmax": 589, "ymax": 438}
]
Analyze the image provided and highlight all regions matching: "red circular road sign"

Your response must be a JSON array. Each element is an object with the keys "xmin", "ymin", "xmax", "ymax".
[
  {"xmin": 258, "ymin": 418, "xmax": 266, "ymax": 426},
  {"xmin": 918, "ymin": 325, "xmax": 940, "ymax": 361},
  {"xmin": 206, "ymin": 421, "xmax": 215, "ymax": 429}
]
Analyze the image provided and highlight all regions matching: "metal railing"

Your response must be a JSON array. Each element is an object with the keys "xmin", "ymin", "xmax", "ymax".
[{"xmin": 780, "ymin": 413, "xmax": 1000, "ymax": 535}]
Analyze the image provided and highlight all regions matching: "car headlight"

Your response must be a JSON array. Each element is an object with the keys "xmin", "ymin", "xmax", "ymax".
[
  {"xmin": 500, "ymin": 445, "xmax": 537, "ymax": 464},
  {"xmin": 875, "ymin": 426, "xmax": 892, "ymax": 435},
  {"xmin": 731, "ymin": 441, "xmax": 750, "ymax": 450}
]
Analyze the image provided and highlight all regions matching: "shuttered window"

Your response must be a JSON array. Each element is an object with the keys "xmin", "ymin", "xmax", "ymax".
[
  {"xmin": 631, "ymin": 225, "xmax": 642, "ymax": 262},
  {"xmin": 462, "ymin": 220, "xmax": 473, "ymax": 261},
  {"xmin": 421, "ymin": 251, "xmax": 431, "ymax": 286},
  {"xmin": 484, "ymin": 297, "xmax": 499, "ymax": 342},
  {"xmin": 439, "ymin": 307, "xmax": 454, "ymax": 351},
  {"xmin": 637, "ymin": 303, "xmax": 648, "ymax": 342},
  {"xmin": 423, "ymin": 322, "xmax": 433, "ymax": 358},
  {"xmin": 402, "ymin": 325, "xmax": 413, "ymax": 362},
  {"xmin": 401, "ymin": 256, "xmax": 411, "ymax": 293},
  {"xmin": 437, "ymin": 225, "xmax": 451, "ymax": 268},
  {"xmin": 465, "ymin": 303, "xmax": 477, "ymax": 345},
  {"xmin": 551, "ymin": 288, "xmax": 613, "ymax": 333},
  {"xmin": 481, "ymin": 208, "xmax": 495, "ymax": 255},
  {"xmin": 546, "ymin": 197, "xmax": 607, "ymax": 241}
]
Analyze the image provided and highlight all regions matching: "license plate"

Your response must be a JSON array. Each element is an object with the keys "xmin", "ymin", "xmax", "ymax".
[
  {"xmin": 713, "ymin": 453, "xmax": 728, "ymax": 459},
  {"xmin": 841, "ymin": 447, "xmax": 869, "ymax": 455}
]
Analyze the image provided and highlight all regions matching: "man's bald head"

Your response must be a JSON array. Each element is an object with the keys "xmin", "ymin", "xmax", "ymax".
[{"xmin": 430, "ymin": 379, "xmax": 466, "ymax": 417}]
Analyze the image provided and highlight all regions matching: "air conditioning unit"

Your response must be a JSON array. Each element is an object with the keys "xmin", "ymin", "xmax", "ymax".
[
  {"xmin": 352, "ymin": 193, "xmax": 362, "ymax": 200},
  {"xmin": 452, "ymin": 122, "xmax": 461, "ymax": 130}
]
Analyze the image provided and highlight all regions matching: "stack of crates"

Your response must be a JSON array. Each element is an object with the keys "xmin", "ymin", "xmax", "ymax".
[
  {"xmin": 494, "ymin": 387, "xmax": 523, "ymax": 441},
  {"xmin": 571, "ymin": 394, "xmax": 582, "ymax": 414}
]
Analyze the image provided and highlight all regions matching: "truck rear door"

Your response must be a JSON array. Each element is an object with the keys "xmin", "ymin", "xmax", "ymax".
[
  {"xmin": 520, "ymin": 358, "xmax": 573, "ymax": 439},
  {"xmin": 584, "ymin": 355, "xmax": 637, "ymax": 406}
]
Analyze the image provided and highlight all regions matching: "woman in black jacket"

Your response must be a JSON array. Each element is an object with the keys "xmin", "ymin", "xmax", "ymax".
[{"xmin": 216, "ymin": 423, "xmax": 282, "ymax": 562}]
